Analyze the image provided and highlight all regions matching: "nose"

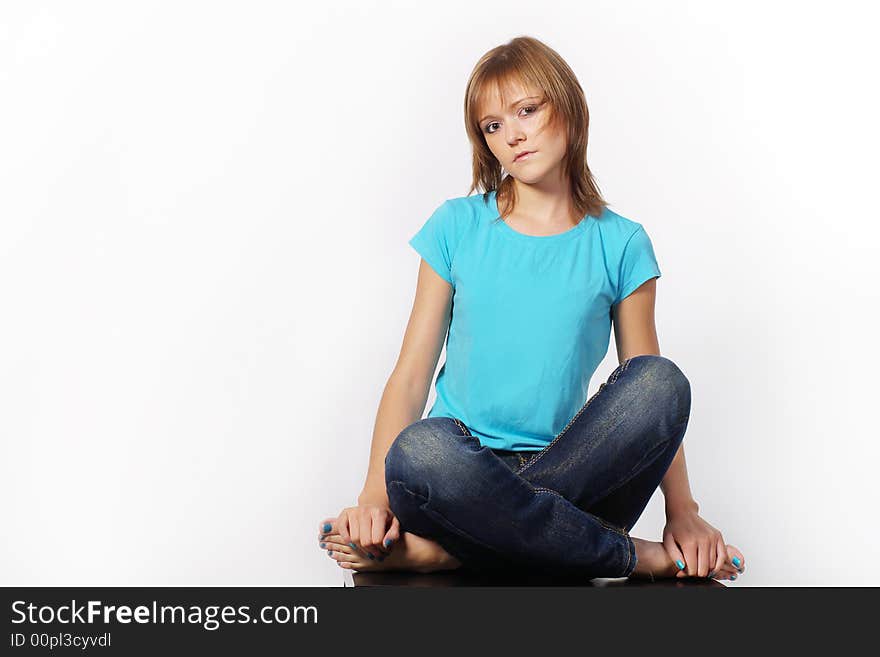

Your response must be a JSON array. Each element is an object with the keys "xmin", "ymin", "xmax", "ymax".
[{"xmin": 505, "ymin": 123, "xmax": 525, "ymax": 146}]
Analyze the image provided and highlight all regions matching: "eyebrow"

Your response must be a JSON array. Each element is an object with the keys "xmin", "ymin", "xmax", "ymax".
[{"xmin": 479, "ymin": 96, "xmax": 541, "ymax": 124}]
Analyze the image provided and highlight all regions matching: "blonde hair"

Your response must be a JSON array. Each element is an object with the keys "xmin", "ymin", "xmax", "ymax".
[{"xmin": 463, "ymin": 36, "xmax": 609, "ymax": 221}]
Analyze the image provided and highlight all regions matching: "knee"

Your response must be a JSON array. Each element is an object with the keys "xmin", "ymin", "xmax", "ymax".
[
  {"xmin": 384, "ymin": 417, "xmax": 452, "ymax": 490},
  {"xmin": 628, "ymin": 355, "xmax": 691, "ymax": 422}
]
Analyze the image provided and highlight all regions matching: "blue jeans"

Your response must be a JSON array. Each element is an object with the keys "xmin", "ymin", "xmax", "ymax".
[{"xmin": 384, "ymin": 355, "xmax": 691, "ymax": 579}]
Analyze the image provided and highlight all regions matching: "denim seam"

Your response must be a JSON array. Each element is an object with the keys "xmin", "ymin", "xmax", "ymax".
[
  {"xmin": 452, "ymin": 417, "xmax": 472, "ymax": 437},
  {"xmin": 531, "ymin": 486, "xmax": 630, "ymax": 538},
  {"xmin": 532, "ymin": 486, "xmax": 633, "ymax": 577},
  {"xmin": 515, "ymin": 357, "xmax": 635, "ymax": 478}
]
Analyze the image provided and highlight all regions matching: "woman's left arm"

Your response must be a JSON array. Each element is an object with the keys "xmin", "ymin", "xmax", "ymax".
[
  {"xmin": 613, "ymin": 279, "xmax": 700, "ymax": 516},
  {"xmin": 613, "ymin": 279, "xmax": 725, "ymax": 578},
  {"xmin": 660, "ymin": 444, "xmax": 699, "ymax": 516}
]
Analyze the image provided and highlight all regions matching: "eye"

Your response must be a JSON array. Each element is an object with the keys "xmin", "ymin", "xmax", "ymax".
[{"xmin": 484, "ymin": 105, "xmax": 539, "ymax": 135}]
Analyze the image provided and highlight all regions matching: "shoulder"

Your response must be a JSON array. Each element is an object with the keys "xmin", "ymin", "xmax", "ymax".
[
  {"xmin": 430, "ymin": 193, "xmax": 487, "ymax": 232},
  {"xmin": 595, "ymin": 205, "xmax": 649, "ymax": 244},
  {"xmin": 447, "ymin": 193, "xmax": 492, "ymax": 218}
]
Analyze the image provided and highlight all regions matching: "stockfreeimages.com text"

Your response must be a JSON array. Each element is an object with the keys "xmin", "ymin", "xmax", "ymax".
[{"xmin": 11, "ymin": 600, "xmax": 317, "ymax": 631}]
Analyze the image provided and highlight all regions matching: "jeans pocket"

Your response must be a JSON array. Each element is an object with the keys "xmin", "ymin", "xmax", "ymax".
[{"xmin": 452, "ymin": 417, "xmax": 472, "ymax": 437}]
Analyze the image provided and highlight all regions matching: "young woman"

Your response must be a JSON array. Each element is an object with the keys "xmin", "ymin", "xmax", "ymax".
[{"xmin": 317, "ymin": 36, "xmax": 746, "ymax": 582}]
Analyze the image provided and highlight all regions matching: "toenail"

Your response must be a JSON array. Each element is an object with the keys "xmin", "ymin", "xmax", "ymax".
[
  {"xmin": 323, "ymin": 523, "xmax": 332, "ymax": 532},
  {"xmin": 732, "ymin": 556, "xmax": 741, "ymax": 567},
  {"xmin": 676, "ymin": 560, "xmax": 685, "ymax": 570}
]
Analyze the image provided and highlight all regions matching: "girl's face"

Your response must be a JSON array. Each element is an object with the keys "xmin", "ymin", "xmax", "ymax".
[{"xmin": 478, "ymin": 85, "xmax": 567, "ymax": 186}]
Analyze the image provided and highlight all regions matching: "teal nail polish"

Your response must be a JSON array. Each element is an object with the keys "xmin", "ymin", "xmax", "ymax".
[
  {"xmin": 384, "ymin": 539, "xmax": 392, "ymax": 547},
  {"xmin": 327, "ymin": 549, "xmax": 332, "ymax": 555},
  {"xmin": 348, "ymin": 542, "xmax": 356, "ymax": 549},
  {"xmin": 732, "ymin": 556, "xmax": 741, "ymax": 567},
  {"xmin": 676, "ymin": 560, "xmax": 685, "ymax": 570},
  {"xmin": 707, "ymin": 571, "xmax": 715, "ymax": 578},
  {"xmin": 320, "ymin": 542, "xmax": 326, "ymax": 548},
  {"xmin": 367, "ymin": 553, "xmax": 374, "ymax": 559},
  {"xmin": 323, "ymin": 523, "xmax": 332, "ymax": 532},
  {"xmin": 730, "ymin": 574, "xmax": 737, "ymax": 580}
]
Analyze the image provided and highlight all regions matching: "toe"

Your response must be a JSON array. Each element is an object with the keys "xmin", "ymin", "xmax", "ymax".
[
  {"xmin": 332, "ymin": 549, "xmax": 370, "ymax": 571},
  {"xmin": 318, "ymin": 518, "xmax": 336, "ymax": 536},
  {"xmin": 726, "ymin": 545, "xmax": 745, "ymax": 573}
]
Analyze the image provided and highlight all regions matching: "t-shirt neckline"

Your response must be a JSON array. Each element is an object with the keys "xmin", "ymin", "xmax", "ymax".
[{"xmin": 490, "ymin": 189, "xmax": 591, "ymax": 242}]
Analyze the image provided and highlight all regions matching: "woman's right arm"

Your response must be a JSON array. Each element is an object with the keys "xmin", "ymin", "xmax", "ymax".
[
  {"xmin": 334, "ymin": 258, "xmax": 453, "ymax": 559},
  {"xmin": 358, "ymin": 257, "xmax": 453, "ymax": 506}
]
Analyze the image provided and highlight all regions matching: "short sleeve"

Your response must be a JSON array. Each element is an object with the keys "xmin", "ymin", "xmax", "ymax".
[
  {"xmin": 614, "ymin": 225, "xmax": 662, "ymax": 305},
  {"xmin": 408, "ymin": 200, "xmax": 458, "ymax": 285}
]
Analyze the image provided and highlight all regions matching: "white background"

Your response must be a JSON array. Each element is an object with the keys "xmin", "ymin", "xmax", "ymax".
[{"xmin": 1, "ymin": 1, "xmax": 878, "ymax": 587}]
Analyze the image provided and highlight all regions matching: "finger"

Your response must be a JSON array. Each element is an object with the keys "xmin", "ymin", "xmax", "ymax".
[
  {"xmin": 662, "ymin": 534, "xmax": 687, "ymax": 577},
  {"xmin": 349, "ymin": 513, "xmax": 361, "ymax": 550},
  {"xmin": 711, "ymin": 536, "xmax": 725, "ymax": 578},
  {"xmin": 337, "ymin": 511, "xmax": 351, "ymax": 545},
  {"xmin": 383, "ymin": 515, "xmax": 401, "ymax": 553},
  {"xmin": 371, "ymin": 508, "xmax": 387, "ymax": 551},
  {"xmin": 360, "ymin": 507, "xmax": 380, "ymax": 558},
  {"xmin": 356, "ymin": 508, "xmax": 378, "ymax": 559},
  {"xmin": 697, "ymin": 540, "xmax": 709, "ymax": 578},
  {"xmin": 681, "ymin": 542, "xmax": 699, "ymax": 578}
]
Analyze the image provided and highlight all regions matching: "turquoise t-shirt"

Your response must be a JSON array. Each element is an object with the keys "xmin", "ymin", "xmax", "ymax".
[{"xmin": 408, "ymin": 189, "xmax": 661, "ymax": 451}]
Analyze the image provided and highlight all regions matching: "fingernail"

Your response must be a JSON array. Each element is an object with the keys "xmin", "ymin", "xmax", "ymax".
[
  {"xmin": 320, "ymin": 534, "xmax": 328, "ymax": 540},
  {"xmin": 323, "ymin": 523, "xmax": 332, "ymax": 532},
  {"xmin": 732, "ymin": 556, "xmax": 741, "ymax": 567},
  {"xmin": 730, "ymin": 574, "xmax": 737, "ymax": 580},
  {"xmin": 367, "ymin": 553, "xmax": 374, "ymax": 560},
  {"xmin": 676, "ymin": 560, "xmax": 685, "ymax": 570},
  {"xmin": 384, "ymin": 539, "xmax": 392, "ymax": 547},
  {"xmin": 320, "ymin": 542, "xmax": 326, "ymax": 549},
  {"xmin": 707, "ymin": 571, "xmax": 715, "ymax": 578},
  {"xmin": 327, "ymin": 549, "xmax": 332, "ymax": 555},
  {"xmin": 348, "ymin": 542, "xmax": 357, "ymax": 549}
]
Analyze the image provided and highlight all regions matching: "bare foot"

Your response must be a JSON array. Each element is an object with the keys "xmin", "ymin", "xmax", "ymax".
[
  {"xmin": 317, "ymin": 517, "xmax": 462, "ymax": 574},
  {"xmin": 630, "ymin": 537, "xmax": 746, "ymax": 581}
]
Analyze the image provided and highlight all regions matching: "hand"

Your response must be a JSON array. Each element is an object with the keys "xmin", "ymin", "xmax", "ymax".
[
  {"xmin": 662, "ymin": 509, "xmax": 743, "ymax": 579},
  {"xmin": 333, "ymin": 502, "xmax": 401, "ymax": 561}
]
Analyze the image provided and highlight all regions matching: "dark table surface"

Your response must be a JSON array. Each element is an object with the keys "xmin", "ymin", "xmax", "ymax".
[{"xmin": 344, "ymin": 569, "xmax": 726, "ymax": 587}]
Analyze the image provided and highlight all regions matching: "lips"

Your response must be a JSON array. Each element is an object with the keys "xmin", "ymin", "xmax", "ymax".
[{"xmin": 514, "ymin": 151, "xmax": 535, "ymax": 162}]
